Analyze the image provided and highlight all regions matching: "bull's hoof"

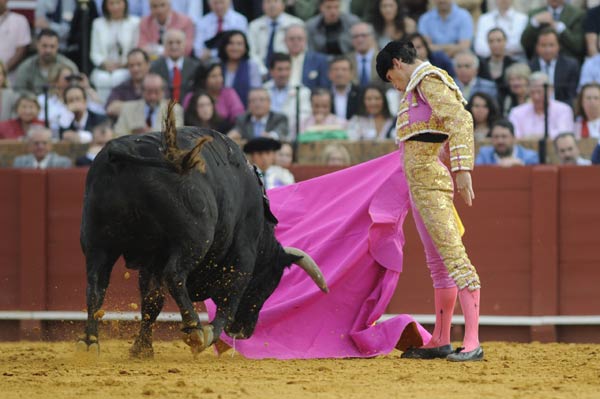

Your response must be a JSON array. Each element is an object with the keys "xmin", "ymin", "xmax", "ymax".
[
  {"xmin": 182, "ymin": 329, "xmax": 205, "ymax": 356},
  {"xmin": 202, "ymin": 325, "xmax": 214, "ymax": 347},
  {"xmin": 130, "ymin": 340, "xmax": 154, "ymax": 359},
  {"xmin": 75, "ymin": 335, "xmax": 100, "ymax": 356}
]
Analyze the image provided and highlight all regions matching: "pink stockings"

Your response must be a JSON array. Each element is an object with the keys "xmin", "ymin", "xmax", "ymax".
[{"xmin": 412, "ymin": 199, "xmax": 480, "ymax": 351}]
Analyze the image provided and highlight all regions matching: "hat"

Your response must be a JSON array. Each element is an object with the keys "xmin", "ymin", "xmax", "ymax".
[{"xmin": 243, "ymin": 137, "xmax": 282, "ymax": 154}]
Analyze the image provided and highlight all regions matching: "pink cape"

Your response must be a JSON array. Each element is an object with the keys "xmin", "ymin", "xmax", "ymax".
[{"xmin": 206, "ymin": 151, "xmax": 430, "ymax": 359}]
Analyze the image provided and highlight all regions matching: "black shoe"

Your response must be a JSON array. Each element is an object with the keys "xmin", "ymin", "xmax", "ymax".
[
  {"xmin": 446, "ymin": 346, "xmax": 484, "ymax": 362},
  {"xmin": 401, "ymin": 344, "xmax": 453, "ymax": 359}
]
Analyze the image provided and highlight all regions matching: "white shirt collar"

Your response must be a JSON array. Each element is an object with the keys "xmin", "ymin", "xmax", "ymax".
[
  {"xmin": 251, "ymin": 115, "xmax": 269, "ymax": 124},
  {"xmin": 166, "ymin": 57, "xmax": 184, "ymax": 70}
]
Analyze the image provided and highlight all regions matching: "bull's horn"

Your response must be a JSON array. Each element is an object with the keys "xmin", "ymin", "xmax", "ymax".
[{"xmin": 284, "ymin": 247, "xmax": 329, "ymax": 293}]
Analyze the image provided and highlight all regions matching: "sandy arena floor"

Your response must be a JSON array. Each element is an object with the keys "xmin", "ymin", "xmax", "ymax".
[{"xmin": 0, "ymin": 340, "xmax": 599, "ymax": 399}]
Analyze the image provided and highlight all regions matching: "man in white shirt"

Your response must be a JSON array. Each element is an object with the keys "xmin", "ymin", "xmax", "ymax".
[
  {"xmin": 248, "ymin": 0, "xmax": 303, "ymax": 75},
  {"xmin": 284, "ymin": 23, "xmax": 331, "ymax": 90},
  {"xmin": 194, "ymin": 0, "xmax": 248, "ymax": 60},
  {"xmin": 263, "ymin": 53, "xmax": 311, "ymax": 141},
  {"xmin": 474, "ymin": 0, "xmax": 528, "ymax": 60},
  {"xmin": 329, "ymin": 56, "xmax": 360, "ymax": 121}
]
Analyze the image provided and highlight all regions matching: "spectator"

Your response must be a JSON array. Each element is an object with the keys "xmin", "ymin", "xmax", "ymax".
[
  {"xmin": 248, "ymin": 0, "xmax": 304, "ymax": 75},
  {"xmin": 520, "ymin": 0, "xmax": 585, "ymax": 61},
  {"xmin": 150, "ymin": 29, "xmax": 198, "ymax": 104},
  {"xmin": 12, "ymin": 126, "xmax": 72, "ymax": 169},
  {"xmin": 529, "ymin": 28, "xmax": 579, "ymax": 107},
  {"xmin": 114, "ymin": 73, "xmax": 183, "ymax": 136},
  {"xmin": 284, "ymin": 24, "xmax": 331, "ymax": 90},
  {"xmin": 321, "ymin": 142, "xmax": 351, "ymax": 165},
  {"xmin": 592, "ymin": 142, "xmax": 600, "ymax": 164},
  {"xmin": 0, "ymin": 0, "xmax": 31, "ymax": 78},
  {"xmin": 184, "ymin": 63, "xmax": 245, "ymax": 124},
  {"xmin": 578, "ymin": 53, "xmax": 600, "ymax": 90},
  {"xmin": 574, "ymin": 82, "xmax": 600, "ymax": 139},
  {"xmin": 138, "ymin": 0, "xmax": 195, "ymax": 59},
  {"xmin": 474, "ymin": 0, "xmax": 527, "ymax": 60},
  {"xmin": 553, "ymin": 132, "xmax": 591, "ymax": 165},
  {"xmin": 242, "ymin": 136, "xmax": 282, "ymax": 189},
  {"xmin": 59, "ymin": 85, "xmax": 108, "ymax": 143},
  {"xmin": 500, "ymin": 62, "xmax": 531, "ymax": 116},
  {"xmin": 35, "ymin": 0, "xmax": 77, "ymax": 51},
  {"xmin": 218, "ymin": 30, "xmax": 262, "ymax": 107},
  {"xmin": 299, "ymin": 88, "xmax": 347, "ymax": 136},
  {"xmin": 475, "ymin": 119, "xmax": 539, "ymax": 166},
  {"xmin": 0, "ymin": 61, "xmax": 18, "ymax": 121},
  {"xmin": 285, "ymin": 0, "xmax": 318, "ymax": 20},
  {"xmin": 349, "ymin": 23, "xmax": 378, "ymax": 88},
  {"xmin": 466, "ymin": 92, "xmax": 500, "ymax": 141},
  {"xmin": 183, "ymin": 90, "xmax": 232, "ymax": 132},
  {"xmin": 508, "ymin": 72, "xmax": 574, "ymax": 139},
  {"xmin": 305, "ymin": 0, "xmax": 360, "ymax": 56},
  {"xmin": 484, "ymin": 0, "xmax": 545, "ymax": 14},
  {"xmin": 231, "ymin": 87, "xmax": 289, "ymax": 141},
  {"xmin": 369, "ymin": 0, "xmax": 417, "ymax": 49},
  {"xmin": 478, "ymin": 28, "xmax": 515, "ymax": 101},
  {"xmin": 329, "ymin": 56, "xmax": 361, "ymax": 121},
  {"xmin": 266, "ymin": 143, "xmax": 296, "ymax": 188},
  {"xmin": 14, "ymin": 29, "xmax": 79, "ymax": 95},
  {"xmin": 584, "ymin": 4, "xmax": 600, "ymax": 57},
  {"xmin": 417, "ymin": 0, "xmax": 473, "ymax": 58},
  {"xmin": 347, "ymin": 84, "xmax": 394, "ymax": 140},
  {"xmin": 407, "ymin": 32, "xmax": 455, "ymax": 77},
  {"xmin": 65, "ymin": 0, "xmax": 100, "ymax": 75},
  {"xmin": 75, "ymin": 123, "xmax": 115, "ymax": 166},
  {"xmin": 263, "ymin": 53, "xmax": 311, "ymax": 140},
  {"xmin": 0, "ymin": 93, "xmax": 44, "ymax": 140},
  {"xmin": 454, "ymin": 50, "xmax": 498, "ymax": 101},
  {"xmin": 37, "ymin": 64, "xmax": 74, "ymax": 136},
  {"xmin": 90, "ymin": 0, "xmax": 141, "ymax": 102},
  {"xmin": 194, "ymin": 0, "xmax": 248, "ymax": 60},
  {"xmin": 276, "ymin": 141, "xmax": 294, "ymax": 168},
  {"xmin": 105, "ymin": 48, "xmax": 150, "ymax": 118}
]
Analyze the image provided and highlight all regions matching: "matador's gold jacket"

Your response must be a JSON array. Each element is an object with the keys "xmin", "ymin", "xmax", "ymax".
[{"xmin": 395, "ymin": 62, "xmax": 474, "ymax": 172}]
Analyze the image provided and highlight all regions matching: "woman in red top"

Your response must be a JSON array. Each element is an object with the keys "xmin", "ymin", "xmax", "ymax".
[{"xmin": 0, "ymin": 93, "xmax": 44, "ymax": 140}]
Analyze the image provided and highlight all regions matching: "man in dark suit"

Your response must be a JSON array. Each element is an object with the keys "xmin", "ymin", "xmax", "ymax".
[
  {"xmin": 328, "ymin": 56, "xmax": 360, "ymax": 121},
  {"xmin": 529, "ymin": 27, "xmax": 579, "ymax": 106},
  {"xmin": 59, "ymin": 85, "xmax": 108, "ymax": 143},
  {"xmin": 454, "ymin": 50, "xmax": 498, "ymax": 101},
  {"xmin": 232, "ymin": 88, "xmax": 289, "ymax": 141},
  {"xmin": 284, "ymin": 24, "xmax": 331, "ymax": 90},
  {"xmin": 520, "ymin": 0, "xmax": 585, "ymax": 61},
  {"xmin": 150, "ymin": 29, "xmax": 198, "ymax": 104}
]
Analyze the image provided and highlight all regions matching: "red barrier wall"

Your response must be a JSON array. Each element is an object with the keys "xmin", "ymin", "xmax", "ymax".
[{"xmin": 1, "ymin": 166, "xmax": 599, "ymax": 342}]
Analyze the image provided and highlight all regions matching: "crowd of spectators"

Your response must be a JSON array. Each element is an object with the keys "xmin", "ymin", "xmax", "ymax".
[{"xmin": 1, "ymin": 0, "xmax": 600, "ymax": 188}]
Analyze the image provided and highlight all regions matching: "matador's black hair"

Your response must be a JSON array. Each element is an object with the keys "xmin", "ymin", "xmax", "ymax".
[{"xmin": 375, "ymin": 40, "xmax": 418, "ymax": 82}]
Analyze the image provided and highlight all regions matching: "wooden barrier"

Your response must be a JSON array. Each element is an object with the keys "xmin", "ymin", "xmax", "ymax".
[
  {"xmin": 0, "ymin": 138, "xmax": 597, "ymax": 167},
  {"xmin": 0, "ymin": 165, "xmax": 599, "ymax": 343}
]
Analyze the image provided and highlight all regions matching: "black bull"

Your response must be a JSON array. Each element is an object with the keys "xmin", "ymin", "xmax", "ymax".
[{"xmin": 77, "ymin": 123, "xmax": 328, "ymax": 357}]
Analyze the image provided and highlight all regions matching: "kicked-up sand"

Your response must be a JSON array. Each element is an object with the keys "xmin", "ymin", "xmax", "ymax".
[{"xmin": 0, "ymin": 340, "xmax": 599, "ymax": 399}]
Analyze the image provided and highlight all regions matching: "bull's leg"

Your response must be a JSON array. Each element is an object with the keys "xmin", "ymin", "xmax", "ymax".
[
  {"xmin": 77, "ymin": 250, "xmax": 119, "ymax": 354},
  {"xmin": 130, "ymin": 270, "xmax": 165, "ymax": 359},
  {"xmin": 210, "ymin": 253, "xmax": 254, "ymax": 342},
  {"xmin": 163, "ymin": 250, "xmax": 206, "ymax": 354}
]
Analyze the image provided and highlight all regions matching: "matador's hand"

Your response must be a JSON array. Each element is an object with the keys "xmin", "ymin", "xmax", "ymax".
[{"xmin": 455, "ymin": 170, "xmax": 475, "ymax": 207}]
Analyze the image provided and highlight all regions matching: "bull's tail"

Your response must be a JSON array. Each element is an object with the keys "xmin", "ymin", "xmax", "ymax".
[{"xmin": 163, "ymin": 101, "xmax": 213, "ymax": 174}]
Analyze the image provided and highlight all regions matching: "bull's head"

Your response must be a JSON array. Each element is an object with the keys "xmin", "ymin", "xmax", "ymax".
[{"xmin": 225, "ymin": 246, "xmax": 328, "ymax": 339}]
